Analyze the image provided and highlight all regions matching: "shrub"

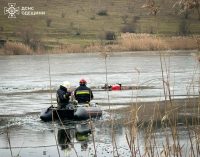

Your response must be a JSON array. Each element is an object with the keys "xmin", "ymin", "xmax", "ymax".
[
  {"xmin": 70, "ymin": 22, "xmax": 74, "ymax": 29},
  {"xmin": 132, "ymin": 16, "xmax": 140, "ymax": 23},
  {"xmin": 76, "ymin": 9, "xmax": 79, "ymax": 14},
  {"xmin": 46, "ymin": 18, "xmax": 52, "ymax": 27},
  {"xmin": 97, "ymin": 9, "xmax": 108, "ymax": 16},
  {"xmin": 0, "ymin": 39, "xmax": 6, "ymax": 48},
  {"xmin": 61, "ymin": 12, "xmax": 65, "ymax": 18},
  {"xmin": 105, "ymin": 31, "xmax": 116, "ymax": 40},
  {"xmin": 0, "ymin": 26, "xmax": 4, "ymax": 31},
  {"xmin": 121, "ymin": 15, "xmax": 128, "ymax": 24},
  {"xmin": 121, "ymin": 24, "xmax": 136, "ymax": 33},
  {"xmin": 75, "ymin": 30, "xmax": 81, "ymax": 36},
  {"xmin": 3, "ymin": 42, "xmax": 32, "ymax": 55},
  {"xmin": 15, "ymin": 27, "xmax": 41, "ymax": 51},
  {"xmin": 90, "ymin": 15, "xmax": 95, "ymax": 20},
  {"xmin": 74, "ymin": 27, "xmax": 81, "ymax": 36},
  {"xmin": 179, "ymin": 19, "xmax": 190, "ymax": 35}
]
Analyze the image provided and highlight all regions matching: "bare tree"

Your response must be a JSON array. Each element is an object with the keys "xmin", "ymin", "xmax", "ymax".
[
  {"xmin": 141, "ymin": 0, "xmax": 160, "ymax": 16},
  {"xmin": 173, "ymin": 0, "xmax": 200, "ymax": 20},
  {"xmin": 15, "ymin": 27, "xmax": 41, "ymax": 51},
  {"xmin": 46, "ymin": 18, "xmax": 52, "ymax": 27}
]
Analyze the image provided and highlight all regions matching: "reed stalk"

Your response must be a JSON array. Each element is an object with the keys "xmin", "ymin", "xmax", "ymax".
[
  {"xmin": 47, "ymin": 54, "xmax": 61, "ymax": 157},
  {"xmin": 6, "ymin": 126, "xmax": 13, "ymax": 157},
  {"xmin": 47, "ymin": 55, "xmax": 78, "ymax": 157},
  {"xmin": 88, "ymin": 113, "xmax": 97, "ymax": 157},
  {"xmin": 132, "ymin": 3, "xmax": 200, "ymax": 156},
  {"xmin": 101, "ymin": 47, "xmax": 121, "ymax": 156},
  {"xmin": 55, "ymin": 109, "xmax": 79, "ymax": 157}
]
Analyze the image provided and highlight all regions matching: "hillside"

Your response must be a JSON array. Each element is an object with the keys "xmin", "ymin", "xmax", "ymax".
[{"xmin": 0, "ymin": 0, "xmax": 200, "ymax": 50}]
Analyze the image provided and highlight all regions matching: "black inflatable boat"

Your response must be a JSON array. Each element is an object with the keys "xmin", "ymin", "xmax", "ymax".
[{"xmin": 40, "ymin": 103, "xmax": 102, "ymax": 122}]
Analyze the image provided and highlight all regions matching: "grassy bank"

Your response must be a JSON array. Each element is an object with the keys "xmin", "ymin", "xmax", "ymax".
[
  {"xmin": 0, "ymin": 33, "xmax": 200, "ymax": 55},
  {"xmin": 0, "ymin": 0, "xmax": 200, "ymax": 54}
]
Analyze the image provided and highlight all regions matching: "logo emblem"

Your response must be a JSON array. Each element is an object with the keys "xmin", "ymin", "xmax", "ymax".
[{"xmin": 4, "ymin": 3, "xmax": 20, "ymax": 18}]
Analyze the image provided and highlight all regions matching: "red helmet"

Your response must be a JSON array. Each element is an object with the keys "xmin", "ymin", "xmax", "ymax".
[{"xmin": 79, "ymin": 79, "xmax": 87, "ymax": 85}]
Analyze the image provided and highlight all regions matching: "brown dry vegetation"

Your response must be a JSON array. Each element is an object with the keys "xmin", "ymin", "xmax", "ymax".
[
  {"xmin": 165, "ymin": 36, "xmax": 199, "ymax": 50},
  {"xmin": 119, "ymin": 33, "xmax": 200, "ymax": 51},
  {"xmin": 119, "ymin": 33, "xmax": 168, "ymax": 51},
  {"xmin": 97, "ymin": 96, "xmax": 200, "ymax": 157},
  {"xmin": 1, "ymin": 34, "xmax": 199, "ymax": 55},
  {"xmin": 1, "ymin": 42, "xmax": 33, "ymax": 55},
  {"xmin": 103, "ymin": 97, "xmax": 200, "ymax": 156},
  {"xmin": 47, "ymin": 33, "xmax": 200, "ymax": 54}
]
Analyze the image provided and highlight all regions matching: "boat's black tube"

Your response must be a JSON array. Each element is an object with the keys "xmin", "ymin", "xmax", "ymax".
[
  {"xmin": 74, "ymin": 107, "xmax": 102, "ymax": 120},
  {"xmin": 40, "ymin": 107, "xmax": 53, "ymax": 122},
  {"xmin": 40, "ymin": 105, "xmax": 102, "ymax": 121}
]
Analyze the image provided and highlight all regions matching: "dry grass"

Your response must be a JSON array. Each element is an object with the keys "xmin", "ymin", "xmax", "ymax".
[
  {"xmin": 165, "ymin": 36, "xmax": 199, "ymax": 50},
  {"xmin": 119, "ymin": 33, "xmax": 169, "ymax": 51},
  {"xmin": 86, "ymin": 34, "xmax": 200, "ymax": 52},
  {"xmin": 119, "ymin": 33, "xmax": 200, "ymax": 51},
  {"xmin": 84, "ymin": 44, "xmax": 106, "ymax": 53},
  {"xmin": 51, "ymin": 44, "xmax": 83, "ymax": 54},
  {"xmin": 1, "ymin": 34, "xmax": 199, "ymax": 55},
  {"xmin": 63, "ymin": 44, "xmax": 83, "ymax": 53},
  {"xmin": 1, "ymin": 42, "xmax": 33, "ymax": 55},
  {"xmin": 110, "ymin": 98, "xmax": 200, "ymax": 157},
  {"xmin": 75, "ymin": 34, "xmax": 200, "ymax": 53},
  {"xmin": 84, "ymin": 43, "xmax": 122, "ymax": 53}
]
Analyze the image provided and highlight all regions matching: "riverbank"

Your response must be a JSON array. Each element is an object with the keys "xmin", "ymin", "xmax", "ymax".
[{"xmin": 0, "ymin": 34, "xmax": 199, "ymax": 55}]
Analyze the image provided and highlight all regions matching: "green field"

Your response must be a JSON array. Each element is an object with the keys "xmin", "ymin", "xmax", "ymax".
[{"xmin": 0, "ymin": 0, "xmax": 200, "ymax": 49}]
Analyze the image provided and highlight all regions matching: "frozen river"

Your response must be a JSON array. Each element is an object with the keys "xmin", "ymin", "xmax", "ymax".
[
  {"xmin": 0, "ymin": 51, "xmax": 199, "ymax": 115},
  {"xmin": 0, "ymin": 51, "xmax": 199, "ymax": 157}
]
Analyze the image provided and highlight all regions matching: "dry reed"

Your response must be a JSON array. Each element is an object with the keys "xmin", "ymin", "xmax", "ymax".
[
  {"xmin": 165, "ymin": 36, "xmax": 199, "ymax": 50},
  {"xmin": 113, "ymin": 51, "xmax": 200, "ymax": 157},
  {"xmin": 49, "ymin": 44, "xmax": 83, "ymax": 54},
  {"xmin": 119, "ymin": 33, "xmax": 200, "ymax": 51},
  {"xmin": 2, "ymin": 42, "xmax": 32, "ymax": 55},
  {"xmin": 1, "ymin": 34, "xmax": 200, "ymax": 55},
  {"xmin": 48, "ymin": 35, "xmax": 200, "ymax": 54},
  {"xmin": 120, "ymin": 33, "xmax": 168, "ymax": 51}
]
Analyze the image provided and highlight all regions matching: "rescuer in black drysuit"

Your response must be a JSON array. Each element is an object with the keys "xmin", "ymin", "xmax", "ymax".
[
  {"xmin": 74, "ymin": 79, "xmax": 93, "ymax": 104},
  {"xmin": 56, "ymin": 81, "xmax": 71, "ymax": 109}
]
